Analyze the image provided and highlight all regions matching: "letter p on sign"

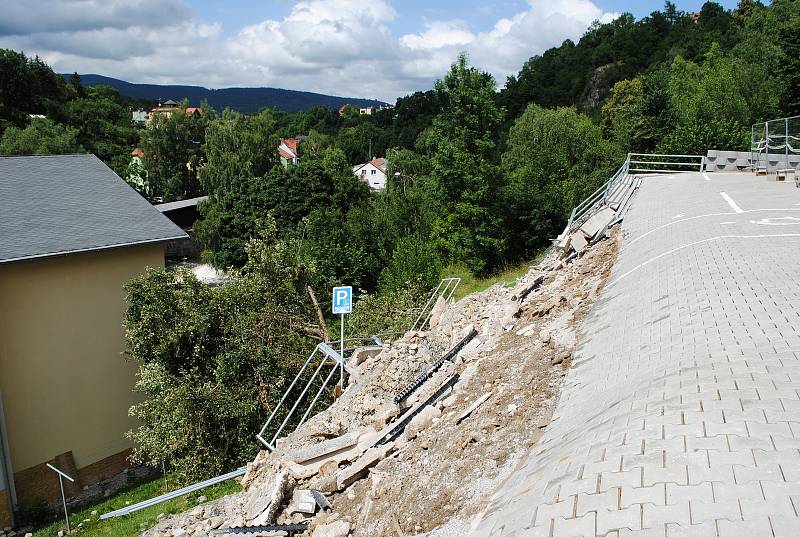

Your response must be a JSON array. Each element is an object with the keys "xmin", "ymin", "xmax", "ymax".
[{"xmin": 332, "ymin": 286, "xmax": 352, "ymax": 314}]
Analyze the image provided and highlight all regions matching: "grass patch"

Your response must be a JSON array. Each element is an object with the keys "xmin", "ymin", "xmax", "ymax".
[
  {"xmin": 448, "ymin": 258, "xmax": 540, "ymax": 302},
  {"xmin": 31, "ymin": 475, "xmax": 241, "ymax": 537}
]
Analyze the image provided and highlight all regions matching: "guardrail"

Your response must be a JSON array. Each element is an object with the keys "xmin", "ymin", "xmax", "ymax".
[
  {"xmin": 563, "ymin": 152, "xmax": 704, "ymax": 236},
  {"xmin": 751, "ymin": 115, "xmax": 800, "ymax": 172}
]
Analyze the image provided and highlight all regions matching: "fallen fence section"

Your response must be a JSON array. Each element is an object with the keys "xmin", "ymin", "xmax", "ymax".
[
  {"xmin": 410, "ymin": 277, "xmax": 461, "ymax": 332},
  {"xmin": 99, "ymin": 466, "xmax": 246, "ymax": 520},
  {"xmin": 256, "ymin": 277, "xmax": 463, "ymax": 452}
]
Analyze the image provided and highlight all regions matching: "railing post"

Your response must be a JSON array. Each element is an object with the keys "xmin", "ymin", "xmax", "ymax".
[
  {"xmin": 766, "ymin": 121, "xmax": 770, "ymax": 172},
  {"xmin": 786, "ymin": 117, "xmax": 790, "ymax": 165}
]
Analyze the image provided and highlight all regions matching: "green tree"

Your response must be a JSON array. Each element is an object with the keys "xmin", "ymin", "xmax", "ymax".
[
  {"xmin": 0, "ymin": 118, "xmax": 83, "ymax": 155},
  {"xmin": 427, "ymin": 54, "xmax": 506, "ymax": 275},
  {"xmin": 125, "ymin": 217, "xmax": 319, "ymax": 481},
  {"xmin": 501, "ymin": 104, "xmax": 621, "ymax": 259},
  {"xmin": 140, "ymin": 101, "xmax": 208, "ymax": 202}
]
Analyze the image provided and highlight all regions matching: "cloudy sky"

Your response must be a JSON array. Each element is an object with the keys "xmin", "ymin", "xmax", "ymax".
[{"xmin": 0, "ymin": 0, "xmax": 737, "ymax": 102}]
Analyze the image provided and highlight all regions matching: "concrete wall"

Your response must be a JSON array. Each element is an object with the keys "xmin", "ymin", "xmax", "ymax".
[{"xmin": 0, "ymin": 244, "xmax": 164, "ymax": 506}]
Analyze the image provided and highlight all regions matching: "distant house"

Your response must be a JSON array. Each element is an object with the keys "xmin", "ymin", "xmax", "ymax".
[
  {"xmin": 0, "ymin": 155, "xmax": 186, "ymax": 528},
  {"xmin": 278, "ymin": 137, "xmax": 302, "ymax": 168},
  {"xmin": 132, "ymin": 109, "xmax": 148, "ymax": 123},
  {"xmin": 352, "ymin": 157, "xmax": 387, "ymax": 190},
  {"xmin": 146, "ymin": 104, "xmax": 203, "ymax": 125}
]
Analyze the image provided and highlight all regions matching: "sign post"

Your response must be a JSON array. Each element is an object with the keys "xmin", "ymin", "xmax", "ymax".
[{"xmin": 332, "ymin": 286, "xmax": 352, "ymax": 386}]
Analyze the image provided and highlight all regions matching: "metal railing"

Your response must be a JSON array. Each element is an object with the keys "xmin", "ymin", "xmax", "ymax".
[
  {"xmin": 255, "ymin": 277, "xmax": 461, "ymax": 452},
  {"xmin": 751, "ymin": 115, "xmax": 800, "ymax": 172},
  {"xmin": 99, "ymin": 466, "xmax": 247, "ymax": 519},
  {"xmin": 563, "ymin": 152, "xmax": 704, "ymax": 235}
]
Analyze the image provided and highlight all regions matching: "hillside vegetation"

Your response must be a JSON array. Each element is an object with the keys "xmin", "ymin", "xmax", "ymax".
[{"xmin": 2, "ymin": 0, "xmax": 799, "ymax": 486}]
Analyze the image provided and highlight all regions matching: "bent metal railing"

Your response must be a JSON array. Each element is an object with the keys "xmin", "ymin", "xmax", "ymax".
[
  {"xmin": 562, "ymin": 152, "xmax": 704, "ymax": 237},
  {"xmin": 751, "ymin": 115, "xmax": 800, "ymax": 172},
  {"xmin": 255, "ymin": 277, "xmax": 460, "ymax": 451}
]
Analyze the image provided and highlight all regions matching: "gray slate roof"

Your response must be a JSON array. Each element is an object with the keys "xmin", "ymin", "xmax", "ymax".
[{"xmin": 0, "ymin": 154, "xmax": 187, "ymax": 264}]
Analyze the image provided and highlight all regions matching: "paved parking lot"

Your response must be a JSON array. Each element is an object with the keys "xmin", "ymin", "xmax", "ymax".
[{"xmin": 470, "ymin": 172, "xmax": 800, "ymax": 536}]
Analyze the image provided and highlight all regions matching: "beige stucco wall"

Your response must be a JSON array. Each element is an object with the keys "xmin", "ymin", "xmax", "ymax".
[{"xmin": 0, "ymin": 244, "xmax": 164, "ymax": 473}]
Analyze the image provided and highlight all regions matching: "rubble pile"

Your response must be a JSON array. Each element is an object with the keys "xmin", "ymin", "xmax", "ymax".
[{"xmin": 144, "ymin": 226, "xmax": 622, "ymax": 537}]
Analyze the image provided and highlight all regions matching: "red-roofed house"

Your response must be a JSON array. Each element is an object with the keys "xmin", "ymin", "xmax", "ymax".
[{"xmin": 278, "ymin": 137, "xmax": 302, "ymax": 168}]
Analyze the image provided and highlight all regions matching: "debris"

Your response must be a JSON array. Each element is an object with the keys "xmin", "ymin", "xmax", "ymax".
[
  {"xmin": 245, "ymin": 470, "xmax": 290, "ymax": 525},
  {"xmin": 348, "ymin": 346, "xmax": 383, "ymax": 369},
  {"xmin": 570, "ymin": 231, "xmax": 588, "ymax": 253},
  {"xmin": 394, "ymin": 329, "xmax": 477, "ymax": 404},
  {"xmin": 378, "ymin": 374, "xmax": 459, "ymax": 446},
  {"xmin": 403, "ymin": 405, "xmax": 442, "ymax": 440},
  {"xmin": 212, "ymin": 523, "xmax": 308, "ymax": 535},
  {"xmin": 428, "ymin": 295, "xmax": 448, "ymax": 329},
  {"xmin": 456, "ymin": 392, "xmax": 492, "ymax": 425},
  {"xmin": 311, "ymin": 490, "xmax": 332, "ymax": 511},
  {"xmin": 288, "ymin": 489, "xmax": 317, "ymax": 515},
  {"xmin": 289, "ymin": 432, "xmax": 361, "ymax": 465},
  {"xmin": 311, "ymin": 520, "xmax": 351, "ymax": 537},
  {"xmin": 579, "ymin": 206, "xmax": 616, "ymax": 238},
  {"xmin": 336, "ymin": 442, "xmax": 395, "ymax": 490}
]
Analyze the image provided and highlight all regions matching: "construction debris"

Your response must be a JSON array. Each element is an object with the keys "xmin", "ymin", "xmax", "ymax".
[
  {"xmin": 455, "ymin": 392, "xmax": 492, "ymax": 425},
  {"xmin": 213, "ymin": 523, "xmax": 308, "ymax": 535},
  {"xmin": 143, "ymin": 226, "xmax": 622, "ymax": 537}
]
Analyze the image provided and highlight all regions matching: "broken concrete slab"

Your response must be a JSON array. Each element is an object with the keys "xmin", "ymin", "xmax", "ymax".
[
  {"xmin": 288, "ymin": 489, "xmax": 317, "ymax": 516},
  {"xmin": 287, "ymin": 431, "xmax": 361, "ymax": 465},
  {"xmin": 311, "ymin": 520, "xmax": 350, "ymax": 537},
  {"xmin": 579, "ymin": 206, "xmax": 616, "ymax": 239},
  {"xmin": 246, "ymin": 470, "xmax": 290, "ymax": 525},
  {"xmin": 428, "ymin": 295, "xmax": 448, "ymax": 329},
  {"xmin": 570, "ymin": 231, "xmax": 588, "ymax": 254},
  {"xmin": 336, "ymin": 442, "xmax": 395, "ymax": 490},
  {"xmin": 348, "ymin": 346, "xmax": 383, "ymax": 369},
  {"xmin": 456, "ymin": 392, "xmax": 492, "ymax": 425}
]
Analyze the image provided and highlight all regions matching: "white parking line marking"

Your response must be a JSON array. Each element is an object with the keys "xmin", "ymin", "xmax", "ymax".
[
  {"xmin": 673, "ymin": 213, "xmax": 686, "ymax": 219},
  {"xmin": 703, "ymin": 173, "xmax": 711, "ymax": 181},
  {"xmin": 610, "ymin": 233, "xmax": 800, "ymax": 287},
  {"xmin": 720, "ymin": 221, "xmax": 735, "ymax": 225},
  {"xmin": 720, "ymin": 192, "xmax": 744, "ymax": 213}
]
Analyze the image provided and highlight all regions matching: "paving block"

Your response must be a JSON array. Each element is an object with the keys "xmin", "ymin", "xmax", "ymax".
[
  {"xmin": 689, "ymin": 498, "xmax": 741, "ymax": 525},
  {"xmin": 718, "ymin": 517, "xmax": 773, "ymax": 537},
  {"xmin": 580, "ymin": 206, "xmax": 616, "ymax": 239},
  {"xmin": 596, "ymin": 506, "xmax": 641, "ymax": 535},
  {"xmin": 620, "ymin": 484, "xmax": 666, "ymax": 508},
  {"xmin": 552, "ymin": 513, "xmax": 596, "ymax": 537}
]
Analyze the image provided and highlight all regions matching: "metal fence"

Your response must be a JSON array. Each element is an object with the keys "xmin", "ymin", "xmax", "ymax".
[
  {"xmin": 751, "ymin": 115, "xmax": 800, "ymax": 172},
  {"xmin": 255, "ymin": 277, "xmax": 461, "ymax": 452},
  {"xmin": 563, "ymin": 152, "xmax": 704, "ymax": 236}
]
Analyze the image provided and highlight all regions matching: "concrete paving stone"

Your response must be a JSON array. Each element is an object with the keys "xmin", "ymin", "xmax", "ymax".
[
  {"xmin": 752, "ymin": 448, "xmax": 800, "ymax": 466},
  {"xmin": 596, "ymin": 507, "xmax": 642, "ymax": 536},
  {"xmin": 642, "ymin": 501, "xmax": 691, "ymax": 529},
  {"xmin": 727, "ymin": 435, "xmax": 772, "ymax": 451},
  {"xmin": 685, "ymin": 436, "xmax": 728, "ymax": 452},
  {"xmin": 770, "ymin": 515, "xmax": 800, "ymax": 537},
  {"xmin": 689, "ymin": 499, "xmax": 741, "ymax": 525},
  {"xmin": 665, "ymin": 521, "xmax": 717, "ymax": 537},
  {"xmin": 704, "ymin": 450, "xmax": 754, "ymax": 467},
  {"xmin": 733, "ymin": 464, "xmax": 784, "ymax": 484},
  {"xmin": 717, "ymin": 516, "xmax": 773, "ymax": 537},
  {"xmin": 681, "ymin": 461, "xmax": 734, "ymax": 485},
  {"xmin": 576, "ymin": 490, "xmax": 620, "ymax": 517},
  {"xmin": 619, "ymin": 484, "xmax": 666, "ymax": 508},
  {"xmin": 665, "ymin": 483, "xmax": 714, "ymax": 505},
  {"xmin": 552, "ymin": 513, "xmax": 595, "ymax": 537},
  {"xmin": 642, "ymin": 465, "xmax": 687, "ymax": 487},
  {"xmin": 711, "ymin": 481, "xmax": 764, "ymax": 502},
  {"xmin": 740, "ymin": 497, "xmax": 796, "ymax": 520},
  {"xmin": 600, "ymin": 470, "xmax": 643, "ymax": 492},
  {"xmin": 747, "ymin": 421, "xmax": 794, "ymax": 438},
  {"xmin": 534, "ymin": 499, "xmax": 577, "ymax": 527}
]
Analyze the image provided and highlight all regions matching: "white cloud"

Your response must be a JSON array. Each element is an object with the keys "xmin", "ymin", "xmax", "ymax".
[{"xmin": 0, "ymin": 0, "xmax": 617, "ymax": 102}]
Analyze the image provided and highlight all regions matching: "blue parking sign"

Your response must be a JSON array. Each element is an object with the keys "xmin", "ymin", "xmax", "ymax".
[{"xmin": 332, "ymin": 286, "xmax": 352, "ymax": 314}]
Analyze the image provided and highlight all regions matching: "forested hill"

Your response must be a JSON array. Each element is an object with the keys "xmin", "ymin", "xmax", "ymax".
[
  {"xmin": 61, "ymin": 74, "xmax": 387, "ymax": 114},
  {"xmin": 499, "ymin": 0, "xmax": 799, "ymax": 120}
]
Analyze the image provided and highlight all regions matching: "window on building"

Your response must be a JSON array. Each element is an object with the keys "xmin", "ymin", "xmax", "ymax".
[
  {"xmin": 361, "ymin": 169, "xmax": 366, "ymax": 175},
  {"xmin": 371, "ymin": 169, "xmax": 376, "ymax": 174}
]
